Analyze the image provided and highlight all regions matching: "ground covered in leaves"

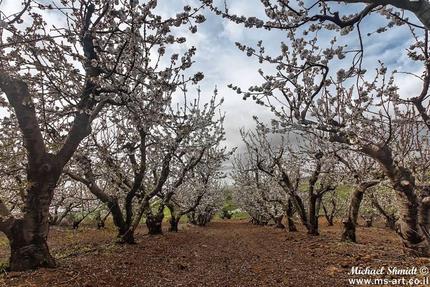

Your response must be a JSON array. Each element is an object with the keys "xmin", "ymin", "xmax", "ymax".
[{"xmin": 0, "ymin": 220, "xmax": 429, "ymax": 287}]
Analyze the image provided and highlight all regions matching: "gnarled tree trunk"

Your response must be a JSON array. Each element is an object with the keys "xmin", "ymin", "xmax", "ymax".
[
  {"xmin": 9, "ymin": 220, "xmax": 55, "ymax": 271},
  {"xmin": 8, "ymin": 164, "xmax": 61, "ymax": 271},
  {"xmin": 341, "ymin": 186, "xmax": 365, "ymax": 242},
  {"xmin": 363, "ymin": 144, "xmax": 430, "ymax": 257},
  {"xmin": 341, "ymin": 180, "xmax": 379, "ymax": 242}
]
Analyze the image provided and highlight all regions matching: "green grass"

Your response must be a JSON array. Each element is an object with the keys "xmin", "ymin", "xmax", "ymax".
[{"xmin": 213, "ymin": 189, "xmax": 250, "ymax": 220}]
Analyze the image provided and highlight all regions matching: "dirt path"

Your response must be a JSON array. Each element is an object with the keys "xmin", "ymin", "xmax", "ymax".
[{"xmin": 1, "ymin": 220, "xmax": 429, "ymax": 286}]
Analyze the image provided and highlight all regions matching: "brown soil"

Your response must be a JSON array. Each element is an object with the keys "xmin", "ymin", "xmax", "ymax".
[{"xmin": 0, "ymin": 220, "xmax": 429, "ymax": 287}]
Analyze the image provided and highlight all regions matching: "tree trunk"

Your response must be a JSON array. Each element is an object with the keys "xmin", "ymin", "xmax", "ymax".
[
  {"xmin": 96, "ymin": 219, "xmax": 104, "ymax": 229},
  {"xmin": 308, "ymin": 195, "xmax": 319, "ymax": 235},
  {"xmin": 118, "ymin": 227, "xmax": 135, "ymax": 244},
  {"xmin": 188, "ymin": 212, "xmax": 198, "ymax": 225},
  {"xmin": 105, "ymin": 200, "xmax": 136, "ymax": 244},
  {"xmin": 115, "ymin": 226, "xmax": 136, "ymax": 245},
  {"xmin": 362, "ymin": 144, "xmax": 430, "ymax": 256},
  {"xmin": 197, "ymin": 213, "xmax": 210, "ymax": 226},
  {"xmin": 274, "ymin": 215, "xmax": 285, "ymax": 229},
  {"xmin": 169, "ymin": 216, "xmax": 180, "ymax": 232},
  {"xmin": 341, "ymin": 205, "xmax": 361, "ymax": 242},
  {"xmin": 167, "ymin": 205, "xmax": 180, "ymax": 232},
  {"xmin": 115, "ymin": 214, "xmax": 136, "ymax": 244},
  {"xmin": 96, "ymin": 210, "xmax": 111, "ymax": 229},
  {"xmin": 286, "ymin": 198, "xmax": 297, "ymax": 232},
  {"xmin": 385, "ymin": 215, "xmax": 397, "ymax": 230},
  {"xmin": 9, "ymin": 219, "xmax": 55, "ymax": 271},
  {"xmin": 396, "ymin": 186, "xmax": 429, "ymax": 256},
  {"xmin": 341, "ymin": 186, "xmax": 365, "ymax": 242},
  {"xmin": 289, "ymin": 192, "xmax": 309, "ymax": 229},
  {"xmin": 116, "ymin": 217, "xmax": 136, "ymax": 244},
  {"xmin": 287, "ymin": 217, "xmax": 297, "ymax": 232},
  {"xmin": 146, "ymin": 213, "xmax": 163, "ymax": 235},
  {"xmin": 341, "ymin": 219, "xmax": 356, "ymax": 243},
  {"xmin": 72, "ymin": 220, "xmax": 81, "ymax": 230},
  {"xmin": 111, "ymin": 203, "xmax": 135, "ymax": 244},
  {"xmin": 322, "ymin": 201, "xmax": 334, "ymax": 226},
  {"xmin": 8, "ymin": 176, "xmax": 59, "ymax": 271}
]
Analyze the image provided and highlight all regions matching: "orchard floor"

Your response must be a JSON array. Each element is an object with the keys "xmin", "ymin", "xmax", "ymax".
[{"xmin": 0, "ymin": 220, "xmax": 429, "ymax": 287}]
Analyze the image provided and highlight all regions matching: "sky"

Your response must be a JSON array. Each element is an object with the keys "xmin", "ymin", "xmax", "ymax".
[{"xmin": 0, "ymin": 0, "xmax": 427, "ymax": 174}]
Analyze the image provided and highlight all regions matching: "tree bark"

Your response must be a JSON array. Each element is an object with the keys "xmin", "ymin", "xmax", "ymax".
[
  {"xmin": 169, "ymin": 216, "xmax": 180, "ymax": 232},
  {"xmin": 115, "ymin": 204, "xmax": 135, "ymax": 244},
  {"xmin": 287, "ymin": 192, "xmax": 309, "ymax": 230},
  {"xmin": 118, "ymin": 227, "xmax": 135, "ymax": 244},
  {"xmin": 96, "ymin": 210, "xmax": 111, "ymax": 229},
  {"xmin": 286, "ymin": 198, "xmax": 297, "ymax": 232},
  {"xmin": 196, "ymin": 213, "xmax": 212, "ymax": 226},
  {"xmin": 341, "ymin": 186, "xmax": 365, "ymax": 242},
  {"xmin": 8, "ymin": 174, "xmax": 60, "ymax": 271},
  {"xmin": 9, "ymin": 219, "xmax": 55, "ymax": 271},
  {"xmin": 362, "ymin": 144, "xmax": 430, "ymax": 256},
  {"xmin": 341, "ymin": 180, "xmax": 379, "ymax": 242},
  {"xmin": 146, "ymin": 213, "xmax": 164, "ymax": 235},
  {"xmin": 308, "ymin": 195, "xmax": 319, "ymax": 235},
  {"xmin": 341, "ymin": 219, "xmax": 356, "ymax": 243},
  {"xmin": 167, "ymin": 205, "xmax": 181, "ymax": 232},
  {"xmin": 188, "ymin": 213, "xmax": 197, "ymax": 225}
]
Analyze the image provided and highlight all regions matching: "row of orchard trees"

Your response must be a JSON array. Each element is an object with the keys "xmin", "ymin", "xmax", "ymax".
[
  {"xmin": 0, "ymin": 0, "xmax": 229, "ymax": 271},
  {"xmin": 207, "ymin": 0, "xmax": 430, "ymax": 256},
  {"xmin": 232, "ymin": 122, "xmax": 414, "ymax": 238},
  {"xmin": 204, "ymin": 0, "xmax": 430, "ymax": 257},
  {"xmin": 233, "ymin": 127, "xmax": 340, "ymax": 235}
]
